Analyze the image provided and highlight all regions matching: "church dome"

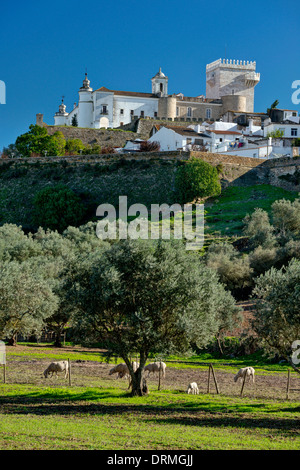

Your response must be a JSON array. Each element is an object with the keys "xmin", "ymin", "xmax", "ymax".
[
  {"xmin": 153, "ymin": 67, "xmax": 166, "ymax": 78},
  {"xmin": 80, "ymin": 72, "xmax": 92, "ymax": 91}
]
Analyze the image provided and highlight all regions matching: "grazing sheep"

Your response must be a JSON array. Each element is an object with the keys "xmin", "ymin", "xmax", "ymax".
[
  {"xmin": 234, "ymin": 367, "xmax": 255, "ymax": 384},
  {"xmin": 43, "ymin": 361, "xmax": 69, "ymax": 379},
  {"xmin": 186, "ymin": 382, "xmax": 199, "ymax": 395},
  {"xmin": 109, "ymin": 362, "xmax": 139, "ymax": 379},
  {"xmin": 144, "ymin": 361, "xmax": 166, "ymax": 378}
]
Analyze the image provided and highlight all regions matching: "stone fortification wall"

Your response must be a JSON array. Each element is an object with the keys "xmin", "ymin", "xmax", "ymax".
[
  {"xmin": 44, "ymin": 125, "xmax": 139, "ymax": 148},
  {"xmin": 1, "ymin": 149, "xmax": 299, "ymax": 191}
]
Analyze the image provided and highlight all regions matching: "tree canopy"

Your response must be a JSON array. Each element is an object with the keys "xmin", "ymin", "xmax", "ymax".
[
  {"xmin": 33, "ymin": 184, "xmax": 86, "ymax": 232},
  {"xmin": 175, "ymin": 158, "xmax": 221, "ymax": 203},
  {"xmin": 252, "ymin": 259, "xmax": 300, "ymax": 373},
  {"xmin": 71, "ymin": 238, "xmax": 239, "ymax": 395},
  {"xmin": 15, "ymin": 125, "xmax": 66, "ymax": 157}
]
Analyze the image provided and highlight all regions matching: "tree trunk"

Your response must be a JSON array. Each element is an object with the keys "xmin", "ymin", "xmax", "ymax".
[
  {"xmin": 216, "ymin": 335, "xmax": 224, "ymax": 356},
  {"xmin": 7, "ymin": 334, "xmax": 17, "ymax": 347},
  {"xmin": 53, "ymin": 326, "xmax": 64, "ymax": 348},
  {"xmin": 129, "ymin": 356, "xmax": 148, "ymax": 396},
  {"xmin": 131, "ymin": 368, "xmax": 144, "ymax": 396}
]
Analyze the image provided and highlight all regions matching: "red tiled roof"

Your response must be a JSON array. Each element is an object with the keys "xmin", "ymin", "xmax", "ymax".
[
  {"xmin": 164, "ymin": 125, "xmax": 200, "ymax": 136},
  {"xmin": 94, "ymin": 86, "xmax": 158, "ymax": 98}
]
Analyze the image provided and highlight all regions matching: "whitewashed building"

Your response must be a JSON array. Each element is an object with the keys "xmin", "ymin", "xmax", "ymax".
[
  {"xmin": 263, "ymin": 121, "xmax": 300, "ymax": 139},
  {"xmin": 54, "ymin": 70, "xmax": 167, "ymax": 129},
  {"xmin": 51, "ymin": 59, "xmax": 261, "ymax": 129},
  {"xmin": 148, "ymin": 125, "xmax": 209, "ymax": 151}
]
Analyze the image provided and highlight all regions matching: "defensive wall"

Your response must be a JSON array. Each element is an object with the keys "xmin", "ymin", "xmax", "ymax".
[{"xmin": 1, "ymin": 150, "xmax": 299, "ymax": 192}]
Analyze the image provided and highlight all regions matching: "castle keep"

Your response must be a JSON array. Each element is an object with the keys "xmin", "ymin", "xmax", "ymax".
[{"xmin": 50, "ymin": 59, "xmax": 260, "ymax": 129}]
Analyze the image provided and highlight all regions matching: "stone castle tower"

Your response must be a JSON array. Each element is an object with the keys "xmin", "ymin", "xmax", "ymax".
[{"xmin": 206, "ymin": 58, "xmax": 260, "ymax": 113}]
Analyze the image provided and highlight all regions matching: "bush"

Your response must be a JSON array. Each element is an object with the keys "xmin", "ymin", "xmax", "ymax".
[
  {"xmin": 174, "ymin": 157, "xmax": 221, "ymax": 203},
  {"xmin": 33, "ymin": 184, "xmax": 86, "ymax": 232},
  {"xmin": 15, "ymin": 125, "xmax": 66, "ymax": 158},
  {"xmin": 139, "ymin": 140, "xmax": 160, "ymax": 152},
  {"xmin": 243, "ymin": 208, "xmax": 277, "ymax": 249},
  {"xmin": 101, "ymin": 147, "xmax": 116, "ymax": 154},
  {"xmin": 65, "ymin": 139, "xmax": 85, "ymax": 154}
]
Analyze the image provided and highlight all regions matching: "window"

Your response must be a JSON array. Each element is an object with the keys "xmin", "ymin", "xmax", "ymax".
[
  {"xmin": 205, "ymin": 108, "xmax": 211, "ymax": 119},
  {"xmin": 120, "ymin": 109, "xmax": 124, "ymax": 115},
  {"xmin": 141, "ymin": 111, "xmax": 144, "ymax": 117},
  {"xmin": 291, "ymin": 128, "xmax": 298, "ymax": 136},
  {"xmin": 130, "ymin": 109, "xmax": 134, "ymax": 116},
  {"xmin": 176, "ymin": 107, "xmax": 179, "ymax": 117},
  {"xmin": 154, "ymin": 112, "xmax": 157, "ymax": 118},
  {"xmin": 160, "ymin": 83, "xmax": 163, "ymax": 92},
  {"xmin": 102, "ymin": 105, "xmax": 108, "ymax": 115},
  {"xmin": 232, "ymin": 89, "xmax": 234, "ymax": 95},
  {"xmin": 187, "ymin": 107, "xmax": 192, "ymax": 117}
]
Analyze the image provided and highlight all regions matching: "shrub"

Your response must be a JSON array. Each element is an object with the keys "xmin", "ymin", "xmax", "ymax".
[
  {"xmin": 139, "ymin": 140, "xmax": 160, "ymax": 152},
  {"xmin": 243, "ymin": 208, "xmax": 277, "ymax": 249},
  {"xmin": 33, "ymin": 184, "xmax": 86, "ymax": 232},
  {"xmin": 101, "ymin": 147, "xmax": 116, "ymax": 154},
  {"xmin": 174, "ymin": 157, "xmax": 221, "ymax": 203},
  {"xmin": 65, "ymin": 138, "xmax": 85, "ymax": 154}
]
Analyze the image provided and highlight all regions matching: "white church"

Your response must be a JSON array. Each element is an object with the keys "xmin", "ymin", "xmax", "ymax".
[{"xmin": 53, "ymin": 59, "xmax": 260, "ymax": 129}]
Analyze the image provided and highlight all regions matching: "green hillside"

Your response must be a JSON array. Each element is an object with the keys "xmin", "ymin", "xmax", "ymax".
[
  {"xmin": 205, "ymin": 184, "xmax": 298, "ymax": 239},
  {"xmin": 0, "ymin": 158, "xmax": 297, "ymax": 242}
]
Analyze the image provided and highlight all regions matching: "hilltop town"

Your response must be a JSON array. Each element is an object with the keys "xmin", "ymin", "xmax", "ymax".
[{"xmin": 34, "ymin": 58, "xmax": 300, "ymax": 160}]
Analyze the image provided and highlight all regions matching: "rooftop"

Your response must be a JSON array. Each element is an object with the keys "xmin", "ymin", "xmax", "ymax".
[{"xmin": 94, "ymin": 86, "xmax": 158, "ymax": 99}]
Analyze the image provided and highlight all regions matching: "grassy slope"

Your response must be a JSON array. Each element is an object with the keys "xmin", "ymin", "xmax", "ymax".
[{"xmin": 204, "ymin": 184, "xmax": 298, "ymax": 239}]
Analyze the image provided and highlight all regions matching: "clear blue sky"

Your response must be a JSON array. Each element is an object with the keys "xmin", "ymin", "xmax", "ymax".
[{"xmin": 0, "ymin": 0, "xmax": 299, "ymax": 149}]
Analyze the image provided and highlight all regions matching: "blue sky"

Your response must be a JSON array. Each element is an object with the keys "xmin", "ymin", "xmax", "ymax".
[{"xmin": 0, "ymin": 0, "xmax": 299, "ymax": 149}]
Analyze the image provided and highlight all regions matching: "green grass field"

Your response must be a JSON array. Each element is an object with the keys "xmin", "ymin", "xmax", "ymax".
[
  {"xmin": 205, "ymin": 184, "xmax": 297, "ymax": 238},
  {"xmin": 0, "ymin": 345, "xmax": 299, "ymax": 450}
]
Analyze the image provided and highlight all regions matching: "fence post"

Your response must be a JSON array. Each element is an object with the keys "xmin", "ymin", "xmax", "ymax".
[
  {"xmin": 158, "ymin": 361, "xmax": 162, "ymax": 391},
  {"xmin": 68, "ymin": 358, "xmax": 71, "ymax": 386},
  {"xmin": 240, "ymin": 372, "xmax": 247, "ymax": 397},
  {"xmin": 210, "ymin": 363, "xmax": 220, "ymax": 394},
  {"xmin": 286, "ymin": 369, "xmax": 290, "ymax": 400},
  {"xmin": 207, "ymin": 365, "xmax": 211, "ymax": 394},
  {"xmin": 3, "ymin": 364, "xmax": 6, "ymax": 384}
]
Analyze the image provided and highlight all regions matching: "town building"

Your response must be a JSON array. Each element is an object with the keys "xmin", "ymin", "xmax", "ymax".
[{"xmin": 51, "ymin": 58, "xmax": 261, "ymax": 129}]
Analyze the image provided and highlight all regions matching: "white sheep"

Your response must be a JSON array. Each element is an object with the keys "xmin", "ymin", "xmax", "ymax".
[
  {"xmin": 109, "ymin": 362, "xmax": 139, "ymax": 379},
  {"xmin": 43, "ymin": 361, "xmax": 69, "ymax": 379},
  {"xmin": 234, "ymin": 367, "xmax": 255, "ymax": 384},
  {"xmin": 186, "ymin": 382, "xmax": 199, "ymax": 394},
  {"xmin": 144, "ymin": 361, "xmax": 166, "ymax": 378}
]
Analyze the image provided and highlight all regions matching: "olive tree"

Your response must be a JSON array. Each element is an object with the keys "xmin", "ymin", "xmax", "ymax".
[
  {"xmin": 204, "ymin": 242, "xmax": 253, "ymax": 299},
  {"xmin": 0, "ymin": 259, "xmax": 58, "ymax": 345},
  {"xmin": 252, "ymin": 259, "xmax": 300, "ymax": 373},
  {"xmin": 72, "ymin": 239, "xmax": 239, "ymax": 396},
  {"xmin": 243, "ymin": 208, "xmax": 277, "ymax": 249}
]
